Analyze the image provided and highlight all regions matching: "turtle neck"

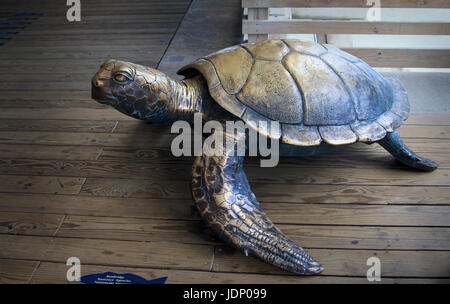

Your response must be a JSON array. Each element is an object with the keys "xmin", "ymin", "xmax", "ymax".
[{"xmin": 169, "ymin": 75, "xmax": 208, "ymax": 123}]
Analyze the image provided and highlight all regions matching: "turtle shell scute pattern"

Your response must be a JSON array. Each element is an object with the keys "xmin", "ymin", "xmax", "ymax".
[{"xmin": 178, "ymin": 39, "xmax": 410, "ymax": 146}]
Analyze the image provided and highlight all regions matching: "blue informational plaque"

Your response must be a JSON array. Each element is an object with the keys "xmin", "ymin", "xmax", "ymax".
[{"xmin": 80, "ymin": 272, "xmax": 168, "ymax": 284}]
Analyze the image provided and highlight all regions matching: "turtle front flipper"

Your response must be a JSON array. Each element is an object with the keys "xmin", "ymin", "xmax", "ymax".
[
  {"xmin": 378, "ymin": 131, "xmax": 438, "ymax": 171},
  {"xmin": 191, "ymin": 131, "xmax": 323, "ymax": 275}
]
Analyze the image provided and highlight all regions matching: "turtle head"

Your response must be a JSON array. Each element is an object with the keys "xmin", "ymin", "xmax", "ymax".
[{"xmin": 91, "ymin": 59, "xmax": 177, "ymax": 123}]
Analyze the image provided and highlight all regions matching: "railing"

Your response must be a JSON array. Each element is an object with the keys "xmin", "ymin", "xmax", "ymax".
[{"xmin": 242, "ymin": 0, "xmax": 450, "ymax": 68}]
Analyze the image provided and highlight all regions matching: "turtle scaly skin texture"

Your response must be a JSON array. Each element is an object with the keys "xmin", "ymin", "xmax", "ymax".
[
  {"xmin": 92, "ymin": 59, "xmax": 224, "ymax": 123},
  {"xmin": 91, "ymin": 39, "xmax": 437, "ymax": 275},
  {"xmin": 191, "ymin": 131, "xmax": 323, "ymax": 274}
]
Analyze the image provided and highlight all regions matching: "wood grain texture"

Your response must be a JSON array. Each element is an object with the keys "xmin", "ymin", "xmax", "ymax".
[
  {"xmin": 0, "ymin": 157, "xmax": 448, "ymax": 183},
  {"xmin": 0, "ymin": 108, "xmax": 133, "ymax": 120},
  {"xmin": 213, "ymin": 246, "xmax": 450, "ymax": 277},
  {"xmin": 0, "ymin": 144, "xmax": 102, "ymax": 160},
  {"xmin": 243, "ymin": 20, "xmax": 450, "ymax": 35},
  {"xmin": 0, "ymin": 131, "xmax": 174, "ymax": 147},
  {"xmin": 0, "ymin": 259, "xmax": 39, "ymax": 284},
  {"xmin": 0, "ymin": 119, "xmax": 117, "ymax": 133},
  {"xmin": 344, "ymin": 48, "xmax": 450, "ymax": 68},
  {"xmin": 0, "ymin": 193, "xmax": 196, "ymax": 220},
  {"xmin": 0, "ymin": 212, "xmax": 63, "ymax": 236},
  {"xmin": 241, "ymin": 3, "xmax": 450, "ymax": 68},
  {"xmin": 56, "ymin": 215, "xmax": 450, "ymax": 250},
  {"xmin": 242, "ymin": 0, "xmax": 450, "ymax": 8},
  {"xmin": 0, "ymin": 234, "xmax": 213, "ymax": 271},
  {"xmin": 247, "ymin": 8, "xmax": 269, "ymax": 43},
  {"xmin": 30, "ymin": 262, "xmax": 450, "ymax": 284},
  {"xmin": 0, "ymin": 0, "xmax": 448, "ymax": 283},
  {"xmin": 0, "ymin": 175, "xmax": 85, "ymax": 195}
]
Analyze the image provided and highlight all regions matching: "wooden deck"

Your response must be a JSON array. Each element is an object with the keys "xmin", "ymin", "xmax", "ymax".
[{"xmin": 0, "ymin": 0, "xmax": 449, "ymax": 284}]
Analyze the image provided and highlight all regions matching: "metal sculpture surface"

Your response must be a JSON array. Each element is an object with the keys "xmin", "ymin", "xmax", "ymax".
[{"xmin": 91, "ymin": 39, "xmax": 437, "ymax": 275}]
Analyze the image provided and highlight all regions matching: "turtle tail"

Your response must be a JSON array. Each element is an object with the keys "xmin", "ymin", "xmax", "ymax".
[
  {"xmin": 378, "ymin": 131, "xmax": 438, "ymax": 172},
  {"xmin": 191, "ymin": 131, "xmax": 323, "ymax": 275}
]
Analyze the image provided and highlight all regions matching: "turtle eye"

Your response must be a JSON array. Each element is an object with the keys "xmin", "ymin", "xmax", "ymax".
[{"xmin": 113, "ymin": 72, "xmax": 131, "ymax": 84}]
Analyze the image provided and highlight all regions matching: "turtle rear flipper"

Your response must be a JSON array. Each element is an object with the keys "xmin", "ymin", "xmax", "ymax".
[
  {"xmin": 191, "ymin": 130, "xmax": 323, "ymax": 275},
  {"xmin": 378, "ymin": 131, "xmax": 438, "ymax": 171}
]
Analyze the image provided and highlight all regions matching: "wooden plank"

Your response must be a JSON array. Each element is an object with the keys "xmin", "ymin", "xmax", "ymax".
[
  {"xmin": 0, "ymin": 150, "xmax": 447, "ymax": 181},
  {"xmin": 0, "ymin": 131, "xmax": 173, "ymax": 147},
  {"xmin": 346, "ymin": 138, "xmax": 449, "ymax": 154},
  {"xmin": 79, "ymin": 181, "xmax": 450, "ymax": 226},
  {"xmin": 404, "ymin": 115, "xmax": 450, "ymax": 126},
  {"xmin": 0, "ymin": 196, "xmax": 447, "ymax": 230},
  {"xmin": 80, "ymin": 178, "xmax": 190, "ymax": 199},
  {"xmin": 24, "ymin": 13, "xmax": 184, "ymax": 23},
  {"xmin": 259, "ymin": 203, "xmax": 450, "ymax": 226},
  {"xmin": 97, "ymin": 143, "xmax": 449, "ymax": 164},
  {"xmin": 1, "ymin": 33, "xmax": 172, "ymax": 45},
  {"xmin": 247, "ymin": 8, "xmax": 269, "ymax": 43},
  {"xmin": 252, "ymin": 184, "xmax": 450, "ymax": 205},
  {"xmin": 0, "ymin": 234, "xmax": 213, "ymax": 271},
  {"xmin": 5, "ymin": 35, "xmax": 172, "ymax": 47},
  {"xmin": 114, "ymin": 119, "xmax": 450, "ymax": 138},
  {"xmin": 30, "ymin": 261, "xmax": 450, "ymax": 284},
  {"xmin": 0, "ymin": 187, "xmax": 448, "ymax": 228},
  {"xmin": 0, "ymin": 64, "xmax": 148, "ymax": 74},
  {"xmin": 0, "ymin": 212, "xmax": 63, "ymax": 236},
  {"xmin": 69, "ymin": 164, "xmax": 450, "ymax": 186},
  {"xmin": 57, "ymin": 215, "xmax": 450, "ymax": 250},
  {"xmin": 17, "ymin": 14, "xmax": 184, "ymax": 26},
  {"xmin": 0, "ymin": 100, "xmax": 104, "ymax": 110},
  {"xmin": 213, "ymin": 246, "xmax": 450, "ymax": 277},
  {"xmin": 0, "ymin": 45, "xmax": 169, "ymax": 59},
  {"xmin": 0, "ymin": 144, "xmax": 102, "ymax": 160},
  {"xmin": 0, "ymin": 120, "xmax": 116, "ymax": 133},
  {"xmin": 99, "ymin": 147, "xmax": 181, "ymax": 161},
  {"xmin": 243, "ymin": 20, "xmax": 450, "ymax": 35},
  {"xmin": 2, "ymin": 0, "xmax": 188, "ymax": 6},
  {"xmin": 17, "ymin": 22, "xmax": 181, "ymax": 32},
  {"xmin": 0, "ymin": 140, "xmax": 446, "ymax": 166},
  {"xmin": 398, "ymin": 125, "xmax": 450, "ymax": 139},
  {"xmin": 81, "ymin": 181, "xmax": 450, "ymax": 225},
  {"xmin": 243, "ymin": 166, "xmax": 450, "ymax": 186},
  {"xmin": 3, "ymin": 118, "xmax": 445, "ymax": 137},
  {"xmin": 0, "ymin": 60, "xmax": 157, "ymax": 77},
  {"xmin": 10, "ymin": 9, "xmax": 188, "ymax": 18},
  {"xmin": 15, "ymin": 27, "xmax": 180, "ymax": 37},
  {"xmin": 0, "ymin": 109, "xmax": 132, "ymax": 121},
  {"xmin": 97, "ymin": 148, "xmax": 448, "ymax": 169},
  {"xmin": 242, "ymin": 0, "xmax": 450, "ymax": 8},
  {"xmin": 1, "ymin": 3, "xmax": 189, "ymax": 14},
  {"xmin": 345, "ymin": 48, "xmax": 450, "ymax": 68},
  {"xmin": 58, "ymin": 215, "xmax": 213, "ymax": 245},
  {"xmin": 1, "ymin": 167, "xmax": 441, "ymax": 202},
  {"xmin": 0, "ymin": 90, "xmax": 92, "ymax": 101},
  {"xmin": 0, "ymin": 259, "xmax": 39, "ymax": 284},
  {"xmin": 0, "ymin": 48, "xmax": 169, "ymax": 60},
  {"xmin": 0, "ymin": 81, "xmax": 122, "ymax": 91},
  {"xmin": 0, "ymin": 193, "xmax": 196, "ymax": 220},
  {"xmin": 0, "ymin": 175, "xmax": 85, "ymax": 195},
  {"xmin": 278, "ymin": 225, "xmax": 450, "ymax": 250}
]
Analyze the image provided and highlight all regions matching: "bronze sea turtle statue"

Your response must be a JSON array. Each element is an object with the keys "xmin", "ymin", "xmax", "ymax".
[{"xmin": 91, "ymin": 39, "xmax": 437, "ymax": 275}]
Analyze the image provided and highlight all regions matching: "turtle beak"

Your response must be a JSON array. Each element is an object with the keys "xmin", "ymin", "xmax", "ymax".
[
  {"xmin": 91, "ymin": 76, "xmax": 112, "ymax": 104},
  {"xmin": 91, "ymin": 84, "xmax": 104, "ymax": 103}
]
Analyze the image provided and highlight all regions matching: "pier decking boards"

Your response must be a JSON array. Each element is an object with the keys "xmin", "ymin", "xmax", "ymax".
[{"xmin": 0, "ymin": 0, "xmax": 449, "ymax": 284}]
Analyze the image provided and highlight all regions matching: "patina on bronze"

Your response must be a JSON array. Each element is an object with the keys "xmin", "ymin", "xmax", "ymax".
[{"xmin": 91, "ymin": 39, "xmax": 438, "ymax": 275}]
